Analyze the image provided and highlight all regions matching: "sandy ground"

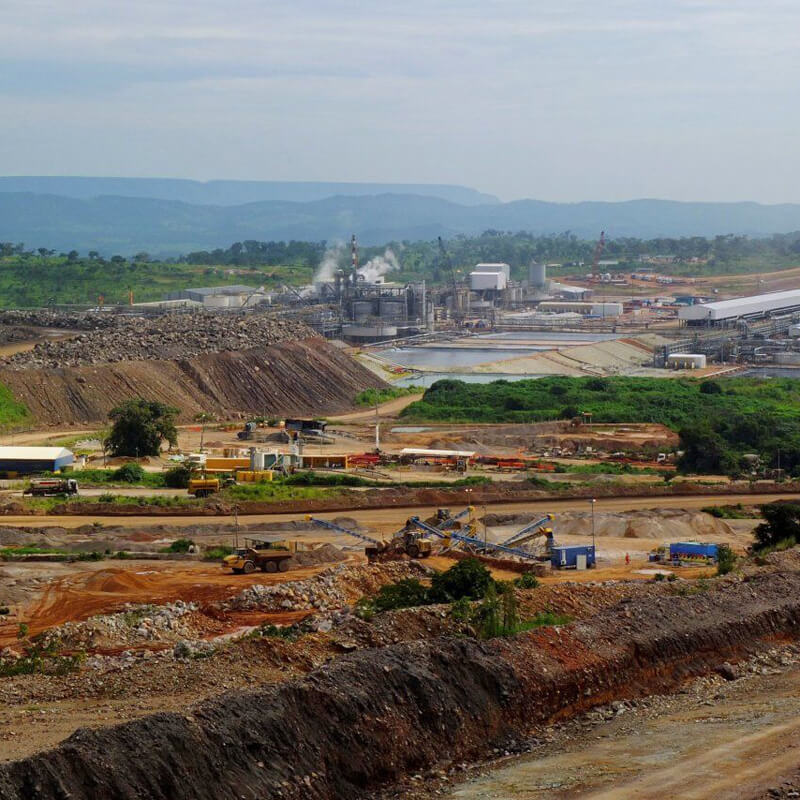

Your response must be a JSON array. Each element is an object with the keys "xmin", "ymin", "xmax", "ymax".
[{"xmin": 449, "ymin": 658, "xmax": 800, "ymax": 800}]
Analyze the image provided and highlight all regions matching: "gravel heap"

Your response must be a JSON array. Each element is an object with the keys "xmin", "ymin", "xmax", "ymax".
[
  {"xmin": 2, "ymin": 312, "xmax": 316, "ymax": 369},
  {"xmin": 227, "ymin": 561, "xmax": 429, "ymax": 614},
  {"xmin": 0, "ymin": 310, "xmax": 115, "ymax": 332}
]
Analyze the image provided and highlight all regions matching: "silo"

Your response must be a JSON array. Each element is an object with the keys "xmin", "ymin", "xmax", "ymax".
[
  {"xmin": 379, "ymin": 299, "xmax": 406, "ymax": 321},
  {"xmin": 529, "ymin": 261, "xmax": 546, "ymax": 288}
]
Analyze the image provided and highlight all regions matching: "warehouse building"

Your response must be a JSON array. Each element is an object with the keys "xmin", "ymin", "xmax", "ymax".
[
  {"xmin": 0, "ymin": 446, "xmax": 74, "ymax": 475},
  {"xmin": 678, "ymin": 289, "xmax": 800, "ymax": 326}
]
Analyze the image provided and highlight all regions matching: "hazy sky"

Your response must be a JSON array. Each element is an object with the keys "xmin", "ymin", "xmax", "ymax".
[{"xmin": 2, "ymin": 0, "xmax": 797, "ymax": 203}]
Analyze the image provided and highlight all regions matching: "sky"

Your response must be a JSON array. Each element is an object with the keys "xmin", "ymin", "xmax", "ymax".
[{"xmin": 1, "ymin": 0, "xmax": 798, "ymax": 203}]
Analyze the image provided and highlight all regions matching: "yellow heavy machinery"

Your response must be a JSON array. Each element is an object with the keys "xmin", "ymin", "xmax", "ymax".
[{"xmin": 223, "ymin": 538, "xmax": 295, "ymax": 574}]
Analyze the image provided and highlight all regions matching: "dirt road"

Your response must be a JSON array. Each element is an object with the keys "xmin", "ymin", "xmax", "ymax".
[
  {"xmin": 326, "ymin": 392, "xmax": 423, "ymax": 422},
  {"xmin": 449, "ymin": 656, "xmax": 800, "ymax": 800},
  {"xmin": 0, "ymin": 492, "xmax": 791, "ymax": 534}
]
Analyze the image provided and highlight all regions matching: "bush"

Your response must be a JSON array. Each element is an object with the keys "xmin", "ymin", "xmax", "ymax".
[
  {"xmin": 203, "ymin": 545, "xmax": 233, "ymax": 560},
  {"xmin": 699, "ymin": 381, "xmax": 722, "ymax": 394},
  {"xmin": 162, "ymin": 538, "xmax": 195, "ymax": 554},
  {"xmin": 514, "ymin": 572, "xmax": 540, "ymax": 589},
  {"xmin": 429, "ymin": 558, "xmax": 495, "ymax": 603},
  {"xmin": 716, "ymin": 543, "xmax": 737, "ymax": 575},
  {"xmin": 373, "ymin": 578, "xmax": 430, "ymax": 612},
  {"xmin": 448, "ymin": 596, "xmax": 472, "ymax": 622},
  {"xmin": 164, "ymin": 464, "xmax": 192, "ymax": 489},
  {"xmin": 111, "ymin": 463, "xmax": 145, "ymax": 483}
]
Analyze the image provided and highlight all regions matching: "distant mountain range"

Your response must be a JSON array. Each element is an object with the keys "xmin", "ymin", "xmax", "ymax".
[{"xmin": 1, "ymin": 178, "xmax": 800, "ymax": 255}]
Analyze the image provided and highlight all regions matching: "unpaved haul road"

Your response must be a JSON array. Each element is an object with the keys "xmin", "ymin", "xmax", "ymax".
[
  {"xmin": 1, "ymin": 492, "xmax": 795, "ymax": 534},
  {"xmin": 449, "ymin": 660, "xmax": 800, "ymax": 800}
]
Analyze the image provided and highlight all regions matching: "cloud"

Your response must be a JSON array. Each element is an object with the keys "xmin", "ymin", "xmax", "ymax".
[{"xmin": 0, "ymin": 0, "xmax": 799, "ymax": 202}]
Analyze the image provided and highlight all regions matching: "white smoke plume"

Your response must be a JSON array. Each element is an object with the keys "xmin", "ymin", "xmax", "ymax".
[
  {"xmin": 313, "ymin": 242, "xmax": 345, "ymax": 284},
  {"xmin": 358, "ymin": 248, "xmax": 400, "ymax": 283}
]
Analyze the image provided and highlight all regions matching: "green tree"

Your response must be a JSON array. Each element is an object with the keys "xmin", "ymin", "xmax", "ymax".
[
  {"xmin": 105, "ymin": 399, "xmax": 179, "ymax": 457},
  {"xmin": 754, "ymin": 503, "xmax": 800, "ymax": 550}
]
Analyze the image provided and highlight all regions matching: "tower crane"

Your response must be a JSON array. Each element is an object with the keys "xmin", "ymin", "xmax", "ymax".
[
  {"xmin": 438, "ymin": 236, "xmax": 464, "ymax": 321},
  {"xmin": 591, "ymin": 231, "xmax": 606, "ymax": 280}
]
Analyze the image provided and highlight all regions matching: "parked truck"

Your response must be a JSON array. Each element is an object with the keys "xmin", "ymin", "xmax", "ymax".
[
  {"xmin": 187, "ymin": 478, "xmax": 220, "ymax": 498},
  {"xmin": 24, "ymin": 478, "xmax": 79, "ymax": 497}
]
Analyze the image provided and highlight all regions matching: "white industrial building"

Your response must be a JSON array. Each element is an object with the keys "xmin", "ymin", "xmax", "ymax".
[
  {"xmin": 678, "ymin": 289, "xmax": 800, "ymax": 325},
  {"xmin": 665, "ymin": 353, "xmax": 707, "ymax": 369},
  {"xmin": 470, "ymin": 263, "xmax": 510, "ymax": 292}
]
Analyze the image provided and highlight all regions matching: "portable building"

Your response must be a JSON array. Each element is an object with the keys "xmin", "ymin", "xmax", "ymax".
[
  {"xmin": 551, "ymin": 545, "xmax": 596, "ymax": 570},
  {"xmin": 0, "ymin": 446, "xmax": 74, "ymax": 475},
  {"xmin": 665, "ymin": 353, "xmax": 707, "ymax": 369}
]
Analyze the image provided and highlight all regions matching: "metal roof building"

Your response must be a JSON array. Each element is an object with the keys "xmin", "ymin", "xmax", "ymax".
[
  {"xmin": 0, "ymin": 446, "xmax": 74, "ymax": 474},
  {"xmin": 678, "ymin": 289, "xmax": 800, "ymax": 323}
]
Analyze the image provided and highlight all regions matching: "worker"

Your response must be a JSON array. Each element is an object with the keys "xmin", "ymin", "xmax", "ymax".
[{"xmin": 625, "ymin": 553, "xmax": 630, "ymax": 565}]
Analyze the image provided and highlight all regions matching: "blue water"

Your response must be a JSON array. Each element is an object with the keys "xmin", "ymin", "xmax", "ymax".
[{"xmin": 379, "ymin": 346, "xmax": 547, "ymax": 369}]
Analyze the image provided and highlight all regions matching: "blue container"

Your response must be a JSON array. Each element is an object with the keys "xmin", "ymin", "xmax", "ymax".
[
  {"xmin": 551, "ymin": 545, "xmax": 596, "ymax": 569},
  {"xmin": 669, "ymin": 542, "xmax": 718, "ymax": 562}
]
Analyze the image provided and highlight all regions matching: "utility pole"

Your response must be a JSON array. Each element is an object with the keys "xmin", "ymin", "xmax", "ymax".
[{"xmin": 590, "ymin": 498, "xmax": 596, "ymax": 554}]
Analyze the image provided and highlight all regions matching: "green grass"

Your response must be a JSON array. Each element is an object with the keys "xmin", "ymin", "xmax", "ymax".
[
  {"xmin": 516, "ymin": 611, "xmax": 572, "ymax": 631},
  {"xmin": 0, "ymin": 381, "xmax": 31, "ymax": 430},
  {"xmin": 555, "ymin": 462, "xmax": 661, "ymax": 475},
  {"xmin": 0, "ymin": 546, "xmax": 68, "ymax": 557},
  {"xmin": 67, "ymin": 468, "xmax": 166, "ymax": 488}
]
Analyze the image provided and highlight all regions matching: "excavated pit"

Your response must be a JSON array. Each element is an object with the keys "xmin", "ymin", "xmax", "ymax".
[{"xmin": 2, "ymin": 570, "xmax": 800, "ymax": 799}]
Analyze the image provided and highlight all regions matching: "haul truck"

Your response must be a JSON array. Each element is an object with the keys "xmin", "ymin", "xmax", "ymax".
[{"xmin": 223, "ymin": 538, "xmax": 295, "ymax": 574}]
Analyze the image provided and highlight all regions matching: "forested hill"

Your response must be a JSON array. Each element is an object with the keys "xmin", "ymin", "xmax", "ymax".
[
  {"xmin": 0, "ymin": 178, "xmax": 498, "ymax": 207},
  {"xmin": 2, "ymin": 189, "xmax": 800, "ymax": 255}
]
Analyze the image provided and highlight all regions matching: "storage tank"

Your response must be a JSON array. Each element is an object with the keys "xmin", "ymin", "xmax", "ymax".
[
  {"xmin": 379, "ymin": 300, "xmax": 406, "ymax": 321},
  {"xmin": 352, "ymin": 301, "xmax": 374, "ymax": 322},
  {"xmin": 529, "ymin": 261, "xmax": 546, "ymax": 288},
  {"xmin": 249, "ymin": 448, "xmax": 266, "ymax": 471}
]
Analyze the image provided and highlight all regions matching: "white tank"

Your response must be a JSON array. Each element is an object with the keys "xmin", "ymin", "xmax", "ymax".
[{"xmin": 529, "ymin": 262, "xmax": 546, "ymax": 287}]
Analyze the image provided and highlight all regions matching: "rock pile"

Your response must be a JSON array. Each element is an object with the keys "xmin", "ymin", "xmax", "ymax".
[
  {"xmin": 41, "ymin": 600, "xmax": 198, "ymax": 650},
  {"xmin": 228, "ymin": 561, "xmax": 429, "ymax": 614},
  {"xmin": 0, "ymin": 310, "xmax": 115, "ymax": 332},
  {"xmin": 3, "ymin": 313, "xmax": 316, "ymax": 369}
]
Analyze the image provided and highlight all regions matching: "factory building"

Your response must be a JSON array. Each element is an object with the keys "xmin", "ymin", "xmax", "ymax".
[
  {"xmin": 166, "ymin": 286, "xmax": 267, "ymax": 308},
  {"xmin": 679, "ymin": 289, "xmax": 800, "ymax": 326},
  {"xmin": 0, "ymin": 446, "xmax": 74, "ymax": 475}
]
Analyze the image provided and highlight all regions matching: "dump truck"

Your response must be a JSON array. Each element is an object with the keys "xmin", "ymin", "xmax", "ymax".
[
  {"xmin": 223, "ymin": 539, "xmax": 294, "ymax": 574},
  {"xmin": 24, "ymin": 478, "xmax": 79, "ymax": 497},
  {"xmin": 188, "ymin": 477, "xmax": 220, "ymax": 498}
]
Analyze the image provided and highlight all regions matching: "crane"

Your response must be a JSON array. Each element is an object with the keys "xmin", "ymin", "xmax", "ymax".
[
  {"xmin": 438, "ymin": 236, "xmax": 463, "ymax": 321},
  {"xmin": 591, "ymin": 231, "xmax": 606, "ymax": 280},
  {"xmin": 500, "ymin": 514, "xmax": 554, "ymax": 547}
]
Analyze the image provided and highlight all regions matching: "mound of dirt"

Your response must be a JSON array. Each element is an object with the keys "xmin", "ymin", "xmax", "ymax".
[
  {"xmin": 486, "ymin": 509, "xmax": 736, "ymax": 540},
  {"xmin": 0, "ymin": 339, "xmax": 384, "ymax": 424}
]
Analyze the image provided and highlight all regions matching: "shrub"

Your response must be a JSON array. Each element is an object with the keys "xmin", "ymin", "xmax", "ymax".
[
  {"xmin": 514, "ymin": 572, "xmax": 540, "ymax": 589},
  {"xmin": 162, "ymin": 538, "xmax": 195, "ymax": 554},
  {"xmin": 754, "ymin": 503, "xmax": 800, "ymax": 550},
  {"xmin": 164, "ymin": 464, "xmax": 192, "ymax": 489},
  {"xmin": 716, "ymin": 544, "xmax": 736, "ymax": 575},
  {"xmin": 373, "ymin": 578, "xmax": 430, "ymax": 612},
  {"xmin": 699, "ymin": 381, "xmax": 722, "ymax": 394},
  {"xmin": 203, "ymin": 545, "xmax": 233, "ymax": 560},
  {"xmin": 429, "ymin": 558, "xmax": 494, "ymax": 603},
  {"xmin": 111, "ymin": 463, "xmax": 145, "ymax": 483},
  {"xmin": 448, "ymin": 596, "xmax": 472, "ymax": 622}
]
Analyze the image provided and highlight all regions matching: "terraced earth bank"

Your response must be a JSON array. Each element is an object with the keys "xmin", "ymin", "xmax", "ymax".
[
  {"xmin": 0, "ymin": 339, "xmax": 384, "ymax": 424},
  {"xmin": 2, "ymin": 570, "xmax": 800, "ymax": 800}
]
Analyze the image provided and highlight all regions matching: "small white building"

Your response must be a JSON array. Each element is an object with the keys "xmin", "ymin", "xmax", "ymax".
[{"xmin": 665, "ymin": 353, "xmax": 707, "ymax": 370}]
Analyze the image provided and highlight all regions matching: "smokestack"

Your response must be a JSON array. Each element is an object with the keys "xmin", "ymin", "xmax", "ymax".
[{"xmin": 351, "ymin": 234, "xmax": 358, "ymax": 285}]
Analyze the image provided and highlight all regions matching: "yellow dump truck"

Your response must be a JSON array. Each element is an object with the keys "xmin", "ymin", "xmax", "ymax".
[{"xmin": 223, "ymin": 539, "xmax": 295, "ymax": 574}]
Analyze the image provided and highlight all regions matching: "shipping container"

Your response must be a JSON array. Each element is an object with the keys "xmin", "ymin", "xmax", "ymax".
[
  {"xmin": 551, "ymin": 545, "xmax": 596, "ymax": 569},
  {"xmin": 669, "ymin": 541, "xmax": 718, "ymax": 563}
]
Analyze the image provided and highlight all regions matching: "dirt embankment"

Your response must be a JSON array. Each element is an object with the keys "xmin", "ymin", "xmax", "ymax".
[
  {"xmin": 3, "ymin": 570, "xmax": 800, "ymax": 800},
  {"xmin": 0, "ymin": 339, "xmax": 384, "ymax": 425},
  {"xmin": 34, "ymin": 479, "xmax": 800, "ymax": 519}
]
